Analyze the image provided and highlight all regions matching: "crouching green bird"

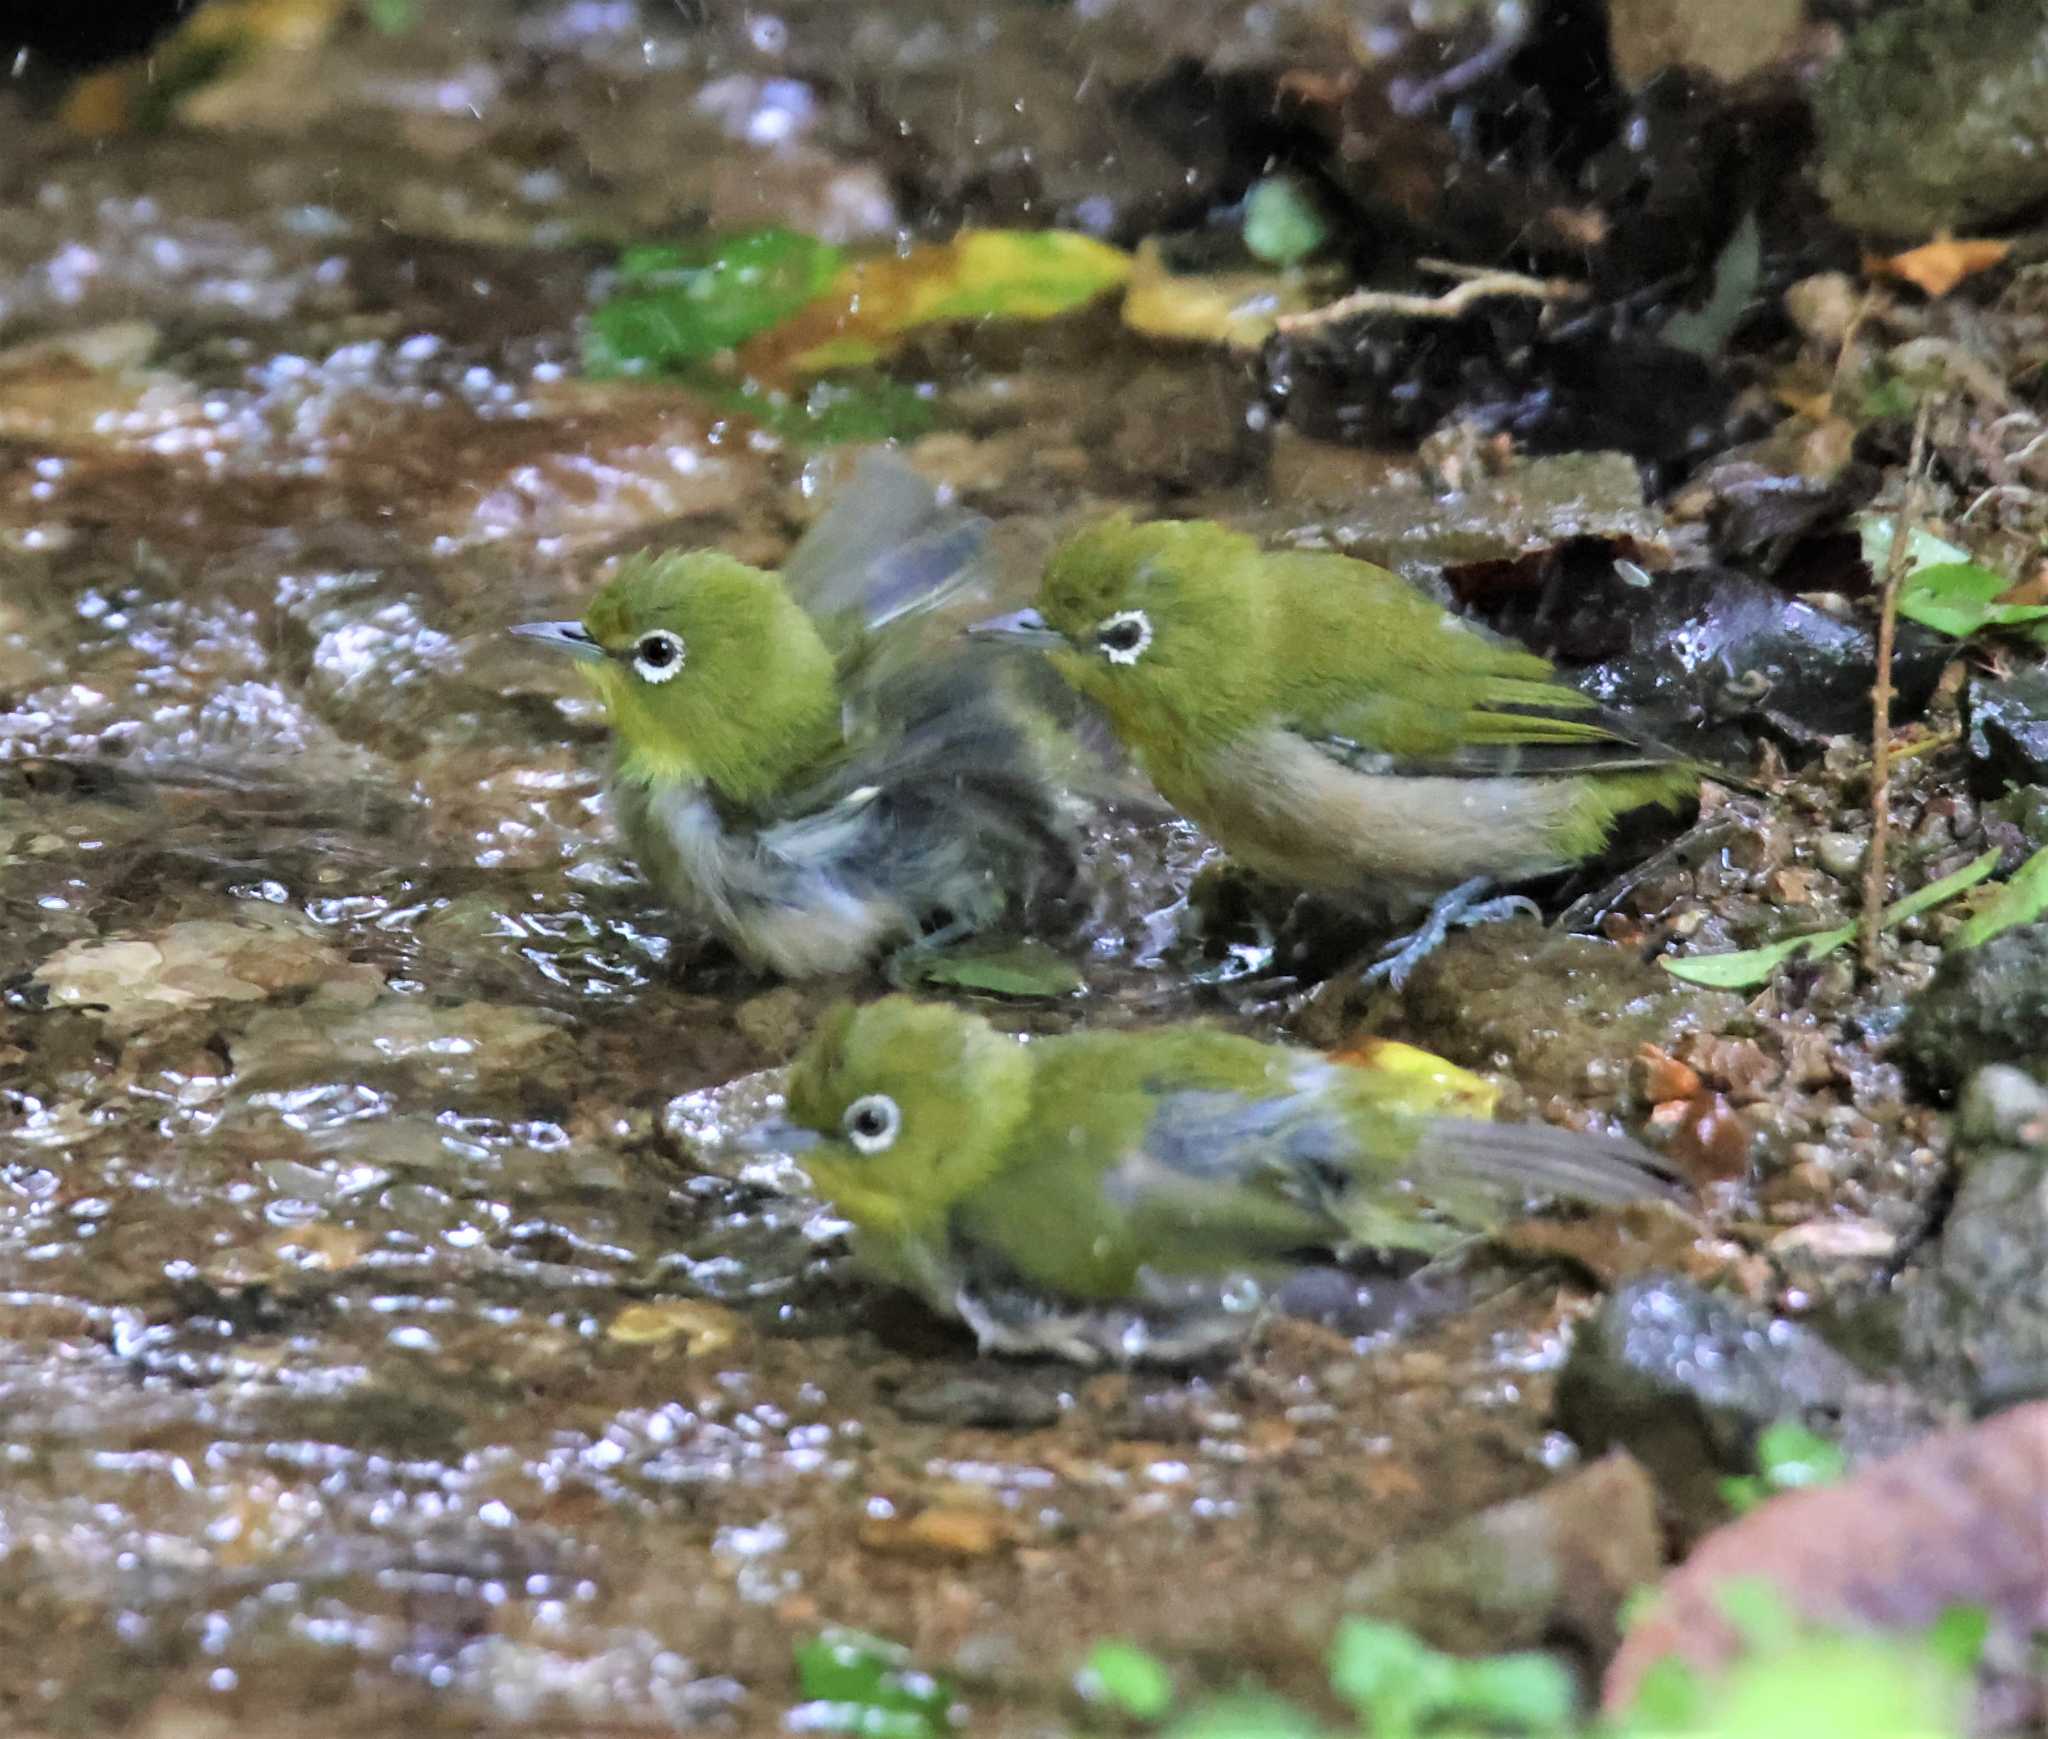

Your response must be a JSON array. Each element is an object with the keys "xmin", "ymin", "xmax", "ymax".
[
  {"xmin": 515, "ymin": 455, "xmax": 1082, "ymax": 978},
  {"xmin": 742, "ymin": 997, "xmax": 1682, "ymax": 1364},
  {"xmin": 972, "ymin": 516, "xmax": 1699, "ymax": 982}
]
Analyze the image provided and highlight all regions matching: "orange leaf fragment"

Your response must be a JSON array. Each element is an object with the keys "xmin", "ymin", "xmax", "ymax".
[{"xmin": 1865, "ymin": 235, "xmax": 2011, "ymax": 298}]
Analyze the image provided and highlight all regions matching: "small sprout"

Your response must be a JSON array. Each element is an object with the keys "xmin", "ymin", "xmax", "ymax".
[
  {"xmin": 1078, "ymin": 1642, "xmax": 1175, "ymax": 1721},
  {"xmin": 1242, "ymin": 175, "xmax": 1330, "ymax": 268}
]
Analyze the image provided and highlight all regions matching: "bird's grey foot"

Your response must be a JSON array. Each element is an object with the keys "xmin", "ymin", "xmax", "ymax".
[{"xmin": 1363, "ymin": 878, "xmax": 1541, "ymax": 988}]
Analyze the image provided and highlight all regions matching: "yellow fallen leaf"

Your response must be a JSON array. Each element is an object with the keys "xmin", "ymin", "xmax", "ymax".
[
  {"xmin": 739, "ymin": 229, "xmax": 1132, "ymax": 376},
  {"xmin": 1119, "ymin": 238, "xmax": 1318, "ymax": 351},
  {"xmin": 606, "ymin": 1300, "xmax": 743, "ymax": 1353},
  {"xmin": 1864, "ymin": 234, "xmax": 2011, "ymax": 299}
]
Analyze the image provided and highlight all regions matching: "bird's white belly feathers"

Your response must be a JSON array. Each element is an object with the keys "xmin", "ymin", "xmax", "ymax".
[
  {"xmin": 1205, "ymin": 729, "xmax": 1582, "ymax": 898},
  {"xmin": 627, "ymin": 780, "xmax": 911, "ymax": 976}
]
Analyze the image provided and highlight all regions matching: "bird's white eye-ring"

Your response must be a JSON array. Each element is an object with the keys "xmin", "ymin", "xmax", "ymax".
[
  {"xmin": 842, "ymin": 1093, "xmax": 901, "ymax": 1155},
  {"xmin": 1094, "ymin": 609, "xmax": 1152, "ymax": 665},
  {"xmin": 631, "ymin": 629, "xmax": 686, "ymax": 683}
]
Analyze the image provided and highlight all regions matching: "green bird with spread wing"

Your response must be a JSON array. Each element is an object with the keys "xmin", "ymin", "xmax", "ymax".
[{"xmin": 516, "ymin": 455, "xmax": 1083, "ymax": 978}]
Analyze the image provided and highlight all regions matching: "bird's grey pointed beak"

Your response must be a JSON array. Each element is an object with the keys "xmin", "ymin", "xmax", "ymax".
[
  {"xmin": 511, "ymin": 620, "xmax": 605, "ymax": 663},
  {"xmin": 966, "ymin": 606, "xmax": 1066, "ymax": 649},
  {"xmin": 728, "ymin": 1119, "xmax": 823, "ymax": 1158}
]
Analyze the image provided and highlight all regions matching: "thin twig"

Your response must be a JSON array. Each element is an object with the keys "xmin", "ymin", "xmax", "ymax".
[
  {"xmin": 1274, "ymin": 266, "xmax": 1585, "ymax": 336},
  {"xmin": 1863, "ymin": 398, "xmax": 1936, "ymax": 973}
]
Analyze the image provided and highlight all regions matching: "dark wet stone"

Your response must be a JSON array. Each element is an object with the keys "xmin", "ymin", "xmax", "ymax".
[
  {"xmin": 1965, "ymin": 668, "xmax": 2048, "ymax": 798},
  {"xmin": 1554, "ymin": 1274, "xmax": 1929, "ymax": 1529},
  {"xmin": 1265, "ymin": 318, "xmax": 1739, "ymax": 478},
  {"xmin": 1895, "ymin": 922, "xmax": 2048, "ymax": 1095},
  {"xmin": 1982, "ymin": 784, "xmax": 2048, "ymax": 862},
  {"xmin": 1684, "ymin": 459, "xmax": 1881, "ymax": 576},
  {"xmin": 1816, "ymin": 0, "xmax": 2048, "ymax": 239},
  {"xmin": 1901, "ymin": 1067, "xmax": 2048, "ymax": 1411},
  {"xmin": 1571, "ymin": 565, "xmax": 1950, "ymax": 756}
]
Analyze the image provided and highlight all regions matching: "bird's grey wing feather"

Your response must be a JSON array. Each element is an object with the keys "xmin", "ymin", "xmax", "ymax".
[
  {"xmin": 762, "ymin": 648, "xmax": 1082, "ymax": 926},
  {"xmin": 779, "ymin": 451, "xmax": 993, "ymax": 636},
  {"xmin": 1095, "ymin": 1088, "xmax": 1357, "ymax": 1260}
]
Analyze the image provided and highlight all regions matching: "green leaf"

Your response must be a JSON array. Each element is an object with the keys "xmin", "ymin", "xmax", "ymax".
[
  {"xmin": 1078, "ymin": 1642, "xmax": 1176, "ymax": 1720},
  {"xmin": 1242, "ymin": 176, "xmax": 1329, "ymax": 267},
  {"xmin": 1857, "ymin": 515, "xmax": 1970, "ymax": 580},
  {"xmin": 1327, "ymin": 1619, "xmax": 1447, "ymax": 1733},
  {"xmin": 1900, "ymin": 563, "xmax": 2048, "ymax": 639},
  {"xmin": 1951, "ymin": 842, "xmax": 2048, "ymax": 949},
  {"xmin": 1714, "ymin": 1579, "xmax": 1800, "ymax": 1648},
  {"xmin": 1619, "ymin": 1654, "xmax": 1708, "ymax": 1728},
  {"xmin": 1858, "ymin": 515, "xmax": 2048, "ymax": 644},
  {"xmin": 1660, "ymin": 926, "xmax": 1856, "ymax": 988},
  {"xmin": 1663, "ymin": 209, "xmax": 1762, "ymax": 359},
  {"xmin": 1440, "ymin": 1653, "xmax": 1576, "ymax": 1732},
  {"xmin": 792, "ymin": 1629, "xmax": 954, "ymax": 1738},
  {"xmin": 1662, "ymin": 849, "xmax": 2000, "ymax": 987},
  {"xmin": 586, "ymin": 227, "xmax": 844, "ymax": 376},
  {"xmin": 890, "ymin": 940, "xmax": 1085, "ymax": 999}
]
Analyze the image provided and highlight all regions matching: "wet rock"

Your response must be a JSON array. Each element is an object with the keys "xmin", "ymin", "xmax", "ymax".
[
  {"xmin": 33, "ymin": 909, "xmax": 379, "ymax": 1036},
  {"xmin": 1816, "ymin": 0, "xmax": 2048, "ymax": 240},
  {"xmin": 1571, "ymin": 565, "xmax": 1950, "ymax": 757},
  {"xmin": 1901, "ymin": 1068, "xmax": 2048, "ymax": 1410},
  {"xmin": 1604, "ymin": 1402, "xmax": 2048, "ymax": 1722},
  {"xmin": 1895, "ymin": 923, "xmax": 2048, "ymax": 1095},
  {"xmin": 1554, "ymin": 1275, "xmax": 1933, "ymax": 1527},
  {"xmin": 1339, "ymin": 1452, "xmax": 1663, "ymax": 1662},
  {"xmin": 1981, "ymin": 784, "xmax": 2048, "ymax": 862},
  {"xmin": 1300, "ymin": 925, "xmax": 1737, "ymax": 1112},
  {"xmin": 1263, "ymin": 449, "xmax": 1675, "ymax": 586},
  {"xmin": 1964, "ymin": 667, "xmax": 2048, "ymax": 798}
]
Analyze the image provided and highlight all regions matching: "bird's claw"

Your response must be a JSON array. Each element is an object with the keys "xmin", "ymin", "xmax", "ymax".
[{"xmin": 1362, "ymin": 879, "xmax": 1542, "ymax": 989}]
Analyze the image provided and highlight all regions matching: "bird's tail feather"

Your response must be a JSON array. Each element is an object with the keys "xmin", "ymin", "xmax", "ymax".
[{"xmin": 1409, "ymin": 1118, "xmax": 1685, "ymax": 1209}]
